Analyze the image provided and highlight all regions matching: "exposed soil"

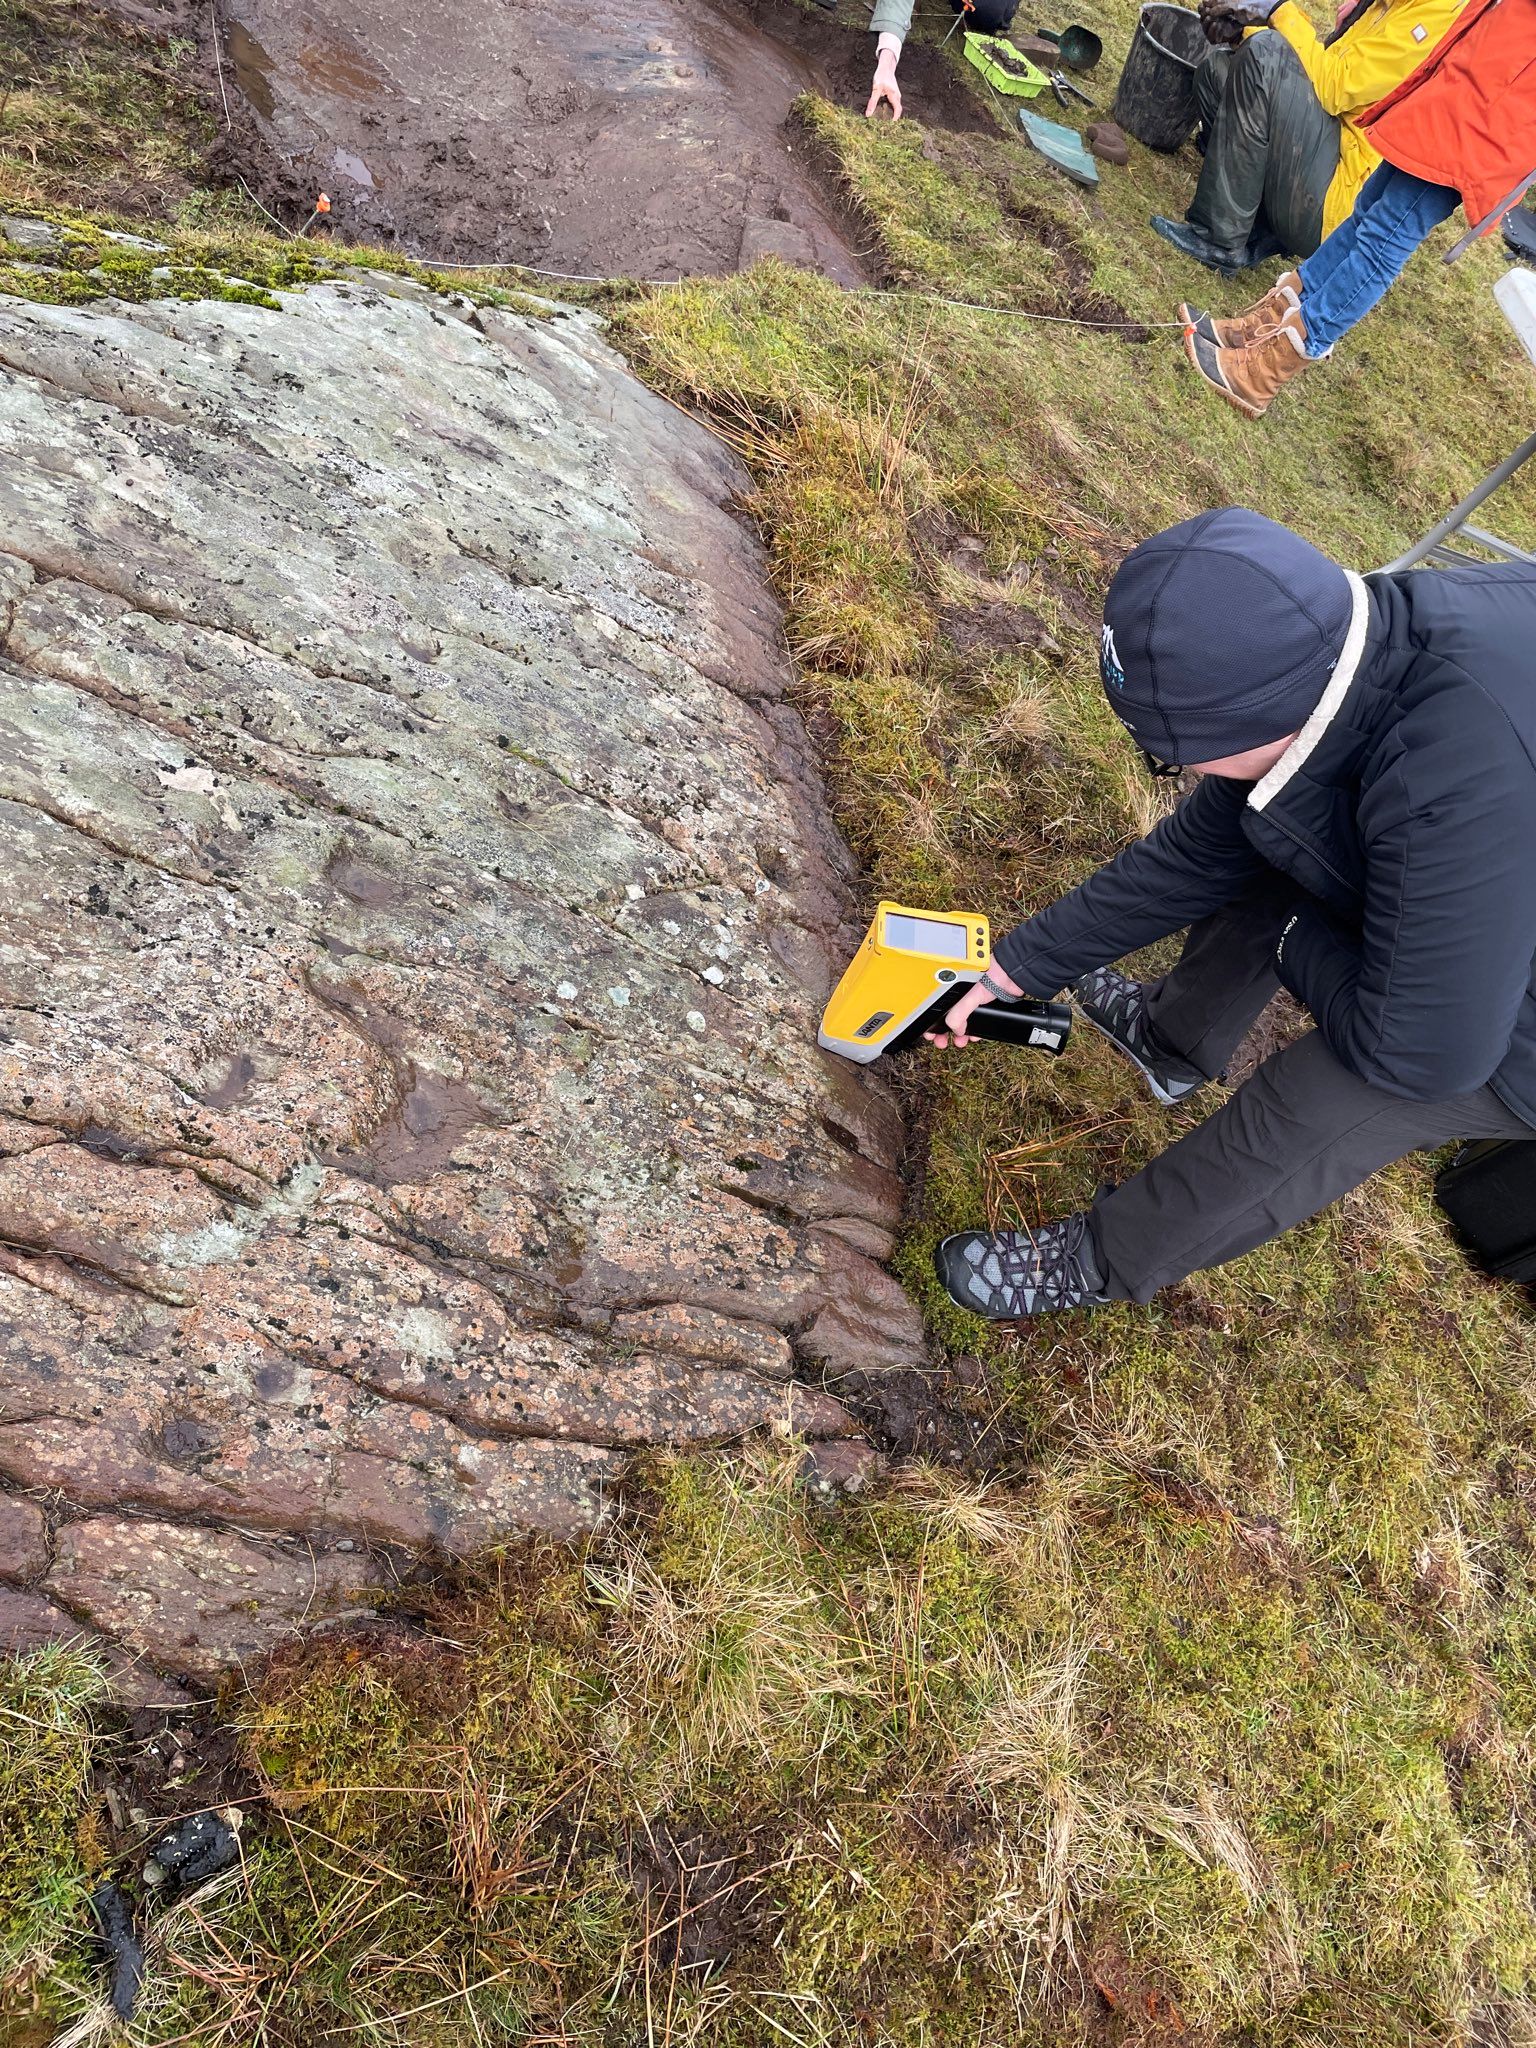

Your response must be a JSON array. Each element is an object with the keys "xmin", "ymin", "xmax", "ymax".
[
  {"xmin": 1085, "ymin": 1932, "xmax": 1216, "ymax": 2048},
  {"xmin": 0, "ymin": 0, "xmax": 234, "ymax": 219},
  {"xmin": 732, "ymin": 0, "xmax": 1003, "ymax": 139},
  {"xmin": 626, "ymin": 1817, "xmax": 778, "ymax": 1972},
  {"xmin": 202, "ymin": 0, "xmax": 914, "ymax": 282},
  {"xmin": 822, "ymin": 1353, "xmax": 1035, "ymax": 1472},
  {"xmin": 88, "ymin": 0, "xmax": 1011, "ymax": 284}
]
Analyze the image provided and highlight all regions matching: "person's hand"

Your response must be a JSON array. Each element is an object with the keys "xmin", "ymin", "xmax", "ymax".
[
  {"xmin": 925, "ymin": 964, "xmax": 1025, "ymax": 1049},
  {"xmin": 1199, "ymin": 0, "xmax": 1275, "ymax": 34},
  {"xmin": 866, "ymin": 51, "xmax": 903, "ymax": 120},
  {"xmin": 1199, "ymin": 2, "xmax": 1244, "ymax": 44}
]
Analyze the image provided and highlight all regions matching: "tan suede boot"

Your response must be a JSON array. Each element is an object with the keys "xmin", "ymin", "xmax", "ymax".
[
  {"xmin": 1183, "ymin": 307, "xmax": 1313, "ymax": 421},
  {"xmin": 1179, "ymin": 270, "xmax": 1301, "ymax": 350}
]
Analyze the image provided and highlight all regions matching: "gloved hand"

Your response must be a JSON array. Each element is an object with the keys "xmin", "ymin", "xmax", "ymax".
[
  {"xmin": 867, "ymin": 44, "xmax": 903, "ymax": 120},
  {"xmin": 1198, "ymin": 0, "xmax": 1276, "ymax": 40}
]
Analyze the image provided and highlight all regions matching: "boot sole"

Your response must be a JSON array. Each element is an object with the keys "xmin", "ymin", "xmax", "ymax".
[
  {"xmin": 933, "ymin": 1233, "xmax": 1107, "ymax": 1321},
  {"xmin": 1075, "ymin": 1003, "xmax": 1203, "ymax": 1108},
  {"xmin": 1181, "ymin": 325, "xmax": 1266, "ymax": 419}
]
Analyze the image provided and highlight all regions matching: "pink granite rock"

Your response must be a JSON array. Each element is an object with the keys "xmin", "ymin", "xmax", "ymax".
[{"xmin": 0, "ymin": 273, "xmax": 921, "ymax": 1684}]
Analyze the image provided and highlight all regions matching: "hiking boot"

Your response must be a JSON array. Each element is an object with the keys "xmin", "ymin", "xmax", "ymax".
[
  {"xmin": 935, "ymin": 1212, "xmax": 1110, "ymax": 1320},
  {"xmin": 1150, "ymin": 214, "xmax": 1248, "ymax": 276},
  {"xmin": 1183, "ymin": 307, "xmax": 1314, "ymax": 420},
  {"xmin": 1071, "ymin": 967, "xmax": 1208, "ymax": 1105},
  {"xmin": 1180, "ymin": 269, "xmax": 1301, "ymax": 350}
]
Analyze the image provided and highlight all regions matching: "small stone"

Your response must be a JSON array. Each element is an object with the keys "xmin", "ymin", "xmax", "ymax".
[
  {"xmin": 556, "ymin": 980, "xmax": 579, "ymax": 1001},
  {"xmin": 685, "ymin": 1010, "xmax": 706, "ymax": 1033},
  {"xmin": 101, "ymin": 230, "xmax": 170, "ymax": 254},
  {"xmin": 625, "ymin": 883, "xmax": 645, "ymax": 900},
  {"xmin": 701, "ymin": 965, "xmax": 725, "ymax": 986},
  {"xmin": 799, "ymin": 1439, "xmax": 885, "ymax": 1503},
  {"xmin": 0, "ymin": 217, "xmax": 62, "ymax": 253},
  {"xmin": 607, "ymin": 985, "xmax": 631, "ymax": 1006}
]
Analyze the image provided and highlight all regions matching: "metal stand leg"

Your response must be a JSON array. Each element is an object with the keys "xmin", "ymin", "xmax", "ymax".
[{"xmin": 1380, "ymin": 429, "xmax": 1536, "ymax": 572}]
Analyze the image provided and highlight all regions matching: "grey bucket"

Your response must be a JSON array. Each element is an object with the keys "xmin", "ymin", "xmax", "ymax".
[{"xmin": 1112, "ymin": 3, "xmax": 1206, "ymax": 152}]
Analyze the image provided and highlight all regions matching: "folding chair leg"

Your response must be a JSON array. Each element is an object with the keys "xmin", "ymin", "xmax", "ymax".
[{"xmin": 1380, "ymin": 428, "xmax": 1536, "ymax": 573}]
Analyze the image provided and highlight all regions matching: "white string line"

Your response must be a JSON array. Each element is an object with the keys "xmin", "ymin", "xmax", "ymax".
[
  {"xmin": 208, "ymin": 0, "xmax": 233, "ymax": 131},
  {"xmin": 387, "ymin": 254, "xmax": 1185, "ymax": 330}
]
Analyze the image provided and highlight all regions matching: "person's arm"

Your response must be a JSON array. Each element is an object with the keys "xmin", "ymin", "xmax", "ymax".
[
  {"xmin": 1276, "ymin": 707, "xmax": 1536, "ymax": 1098},
  {"xmin": 993, "ymin": 774, "xmax": 1271, "ymax": 994},
  {"xmin": 1265, "ymin": 0, "xmax": 1463, "ymax": 118},
  {"xmin": 868, "ymin": 0, "xmax": 914, "ymax": 118}
]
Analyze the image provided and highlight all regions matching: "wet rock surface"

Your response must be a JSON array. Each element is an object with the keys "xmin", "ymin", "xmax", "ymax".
[{"xmin": 0, "ymin": 268, "xmax": 923, "ymax": 1687}]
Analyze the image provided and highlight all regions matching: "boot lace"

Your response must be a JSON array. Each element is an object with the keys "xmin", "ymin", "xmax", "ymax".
[
  {"xmin": 1076, "ymin": 967, "xmax": 1151, "ymax": 1052},
  {"xmin": 992, "ymin": 1213, "xmax": 1101, "ymax": 1314}
]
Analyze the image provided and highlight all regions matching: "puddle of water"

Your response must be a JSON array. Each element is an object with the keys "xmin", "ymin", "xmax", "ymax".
[
  {"xmin": 326, "ymin": 850, "xmax": 405, "ymax": 908},
  {"xmin": 226, "ymin": 18, "xmax": 277, "ymax": 123},
  {"xmin": 332, "ymin": 146, "xmax": 376, "ymax": 188},
  {"xmin": 199, "ymin": 1052, "xmax": 259, "ymax": 1111},
  {"xmin": 326, "ymin": 1065, "xmax": 491, "ymax": 1186}
]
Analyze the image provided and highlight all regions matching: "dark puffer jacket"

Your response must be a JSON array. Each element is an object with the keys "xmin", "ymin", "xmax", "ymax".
[{"xmin": 994, "ymin": 559, "xmax": 1536, "ymax": 1123}]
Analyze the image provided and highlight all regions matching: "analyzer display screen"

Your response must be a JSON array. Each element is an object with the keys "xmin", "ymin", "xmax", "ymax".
[{"xmin": 883, "ymin": 913, "xmax": 969, "ymax": 958}]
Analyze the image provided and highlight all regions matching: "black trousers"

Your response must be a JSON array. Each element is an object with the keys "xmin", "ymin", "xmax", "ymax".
[
  {"xmin": 1090, "ymin": 888, "xmax": 1534, "ymax": 1301},
  {"xmin": 1187, "ymin": 32, "xmax": 1338, "ymax": 258}
]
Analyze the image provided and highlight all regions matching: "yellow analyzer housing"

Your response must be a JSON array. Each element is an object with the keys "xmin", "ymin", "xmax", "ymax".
[{"xmin": 818, "ymin": 901, "xmax": 1072, "ymax": 1066}]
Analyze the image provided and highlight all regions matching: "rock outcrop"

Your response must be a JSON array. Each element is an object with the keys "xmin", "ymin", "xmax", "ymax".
[{"xmin": 0, "ymin": 269, "xmax": 923, "ymax": 1689}]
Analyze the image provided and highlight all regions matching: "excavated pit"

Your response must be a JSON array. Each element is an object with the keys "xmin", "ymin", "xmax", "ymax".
[{"xmin": 192, "ymin": 0, "xmax": 1002, "ymax": 283}]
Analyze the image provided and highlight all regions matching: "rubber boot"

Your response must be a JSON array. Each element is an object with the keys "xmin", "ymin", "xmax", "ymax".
[
  {"xmin": 1183, "ymin": 307, "xmax": 1314, "ymax": 420},
  {"xmin": 1180, "ymin": 270, "xmax": 1301, "ymax": 351}
]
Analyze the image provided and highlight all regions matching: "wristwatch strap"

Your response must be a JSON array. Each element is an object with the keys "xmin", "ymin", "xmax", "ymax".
[{"xmin": 978, "ymin": 969, "xmax": 1020, "ymax": 1003}]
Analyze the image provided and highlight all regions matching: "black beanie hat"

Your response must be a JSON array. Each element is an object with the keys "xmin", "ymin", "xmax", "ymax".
[{"xmin": 1098, "ymin": 508, "xmax": 1354, "ymax": 762}]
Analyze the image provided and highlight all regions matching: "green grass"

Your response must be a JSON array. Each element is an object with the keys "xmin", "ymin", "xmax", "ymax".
[
  {"xmin": 6, "ymin": 2, "xmax": 1536, "ymax": 2041},
  {"xmin": 0, "ymin": 0, "xmax": 215, "ymax": 221}
]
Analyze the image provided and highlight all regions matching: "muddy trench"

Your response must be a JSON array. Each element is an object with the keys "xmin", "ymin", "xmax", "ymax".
[{"xmin": 173, "ymin": 0, "xmax": 1000, "ymax": 283}]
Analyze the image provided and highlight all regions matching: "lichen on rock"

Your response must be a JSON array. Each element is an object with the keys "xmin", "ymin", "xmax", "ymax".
[{"xmin": 0, "ymin": 272, "xmax": 923, "ymax": 1685}]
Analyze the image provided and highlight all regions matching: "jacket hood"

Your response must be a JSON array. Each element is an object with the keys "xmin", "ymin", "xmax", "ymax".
[{"xmin": 1099, "ymin": 508, "xmax": 1357, "ymax": 762}]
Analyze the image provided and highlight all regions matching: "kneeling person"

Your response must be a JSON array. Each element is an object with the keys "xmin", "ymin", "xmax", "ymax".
[
  {"xmin": 866, "ymin": 0, "xmax": 1017, "ymax": 120},
  {"xmin": 1151, "ymin": 0, "xmax": 1463, "ymax": 275},
  {"xmin": 934, "ymin": 509, "xmax": 1536, "ymax": 1319}
]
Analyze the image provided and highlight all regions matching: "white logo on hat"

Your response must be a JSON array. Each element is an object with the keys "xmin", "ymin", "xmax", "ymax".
[{"xmin": 1100, "ymin": 622, "xmax": 1126, "ymax": 689}]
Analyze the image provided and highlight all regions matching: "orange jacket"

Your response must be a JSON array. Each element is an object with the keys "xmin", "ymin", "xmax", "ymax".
[{"xmin": 1361, "ymin": 0, "xmax": 1536, "ymax": 230}]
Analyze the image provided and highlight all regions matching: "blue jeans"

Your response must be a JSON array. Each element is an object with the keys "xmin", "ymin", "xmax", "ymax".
[{"xmin": 1297, "ymin": 163, "xmax": 1459, "ymax": 356}]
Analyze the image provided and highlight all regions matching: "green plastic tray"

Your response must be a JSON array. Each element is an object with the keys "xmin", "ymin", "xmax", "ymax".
[{"xmin": 962, "ymin": 32, "xmax": 1048, "ymax": 97}]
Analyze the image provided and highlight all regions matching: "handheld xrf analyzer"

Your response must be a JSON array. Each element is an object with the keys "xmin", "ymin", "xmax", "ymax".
[{"xmin": 819, "ymin": 902, "xmax": 1071, "ymax": 1065}]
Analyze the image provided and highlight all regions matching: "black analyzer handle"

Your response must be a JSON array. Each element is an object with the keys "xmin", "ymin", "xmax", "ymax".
[{"xmin": 886, "ymin": 980, "xmax": 1073, "ymax": 1056}]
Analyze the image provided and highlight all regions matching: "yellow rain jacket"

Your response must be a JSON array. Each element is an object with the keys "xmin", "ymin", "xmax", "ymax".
[{"xmin": 1261, "ymin": 0, "xmax": 1470, "ymax": 235}]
